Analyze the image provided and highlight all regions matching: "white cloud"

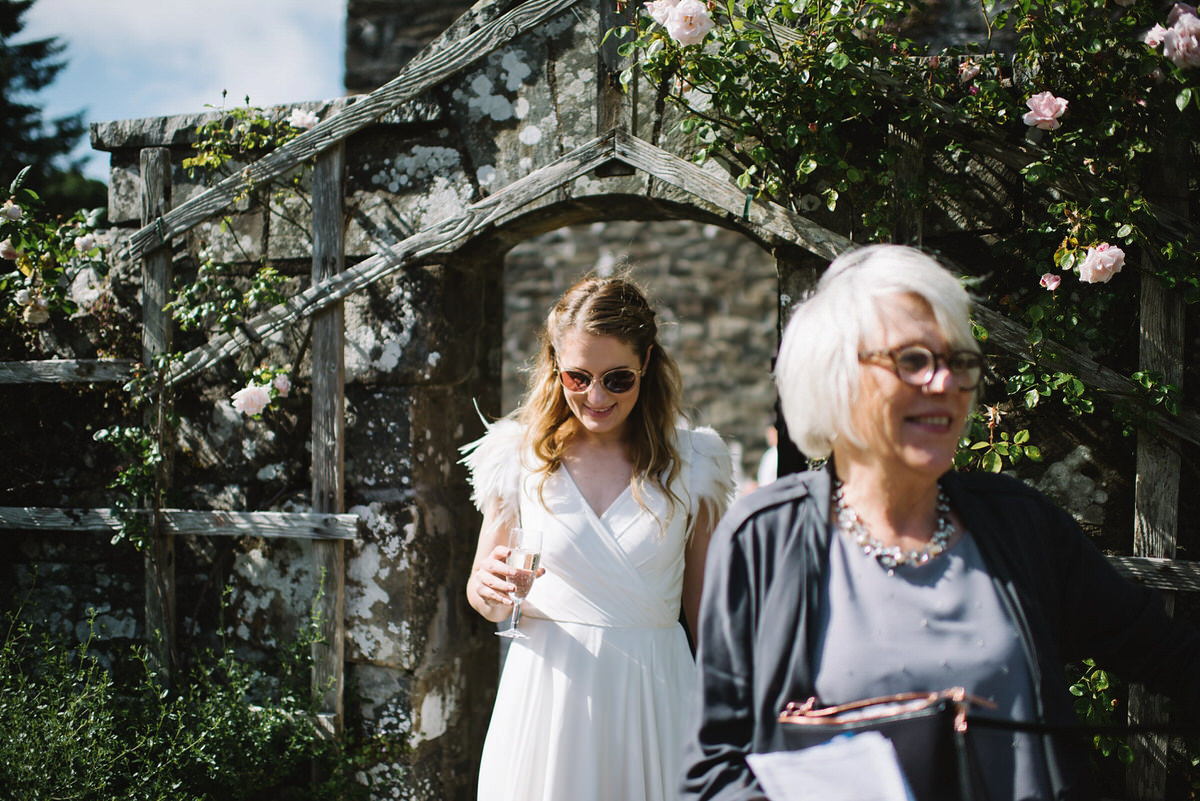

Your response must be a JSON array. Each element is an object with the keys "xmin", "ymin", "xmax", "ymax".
[{"xmin": 21, "ymin": 0, "xmax": 347, "ymax": 178}]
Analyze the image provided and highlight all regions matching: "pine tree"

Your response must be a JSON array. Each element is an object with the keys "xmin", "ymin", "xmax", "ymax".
[{"xmin": 0, "ymin": 0, "xmax": 106, "ymax": 218}]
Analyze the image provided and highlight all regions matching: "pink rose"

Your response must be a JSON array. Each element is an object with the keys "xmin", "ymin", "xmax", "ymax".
[
  {"xmin": 1023, "ymin": 91, "xmax": 1068, "ymax": 130},
  {"xmin": 1164, "ymin": 13, "xmax": 1200, "ymax": 68},
  {"xmin": 0, "ymin": 239, "xmax": 16, "ymax": 260},
  {"xmin": 1168, "ymin": 3, "xmax": 1199, "ymax": 25},
  {"xmin": 1040, "ymin": 273, "xmax": 1061, "ymax": 291},
  {"xmin": 958, "ymin": 62, "xmax": 981, "ymax": 83},
  {"xmin": 232, "ymin": 384, "xmax": 272, "ymax": 416},
  {"xmin": 1145, "ymin": 24, "xmax": 1169, "ymax": 47},
  {"xmin": 1078, "ymin": 243, "xmax": 1126, "ymax": 284},
  {"xmin": 272, "ymin": 374, "xmax": 292, "ymax": 397},
  {"xmin": 644, "ymin": 0, "xmax": 677, "ymax": 26},
  {"xmin": 665, "ymin": 0, "xmax": 714, "ymax": 46}
]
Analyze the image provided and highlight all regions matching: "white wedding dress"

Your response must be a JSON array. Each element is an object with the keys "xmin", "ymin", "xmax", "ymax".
[{"xmin": 463, "ymin": 419, "xmax": 733, "ymax": 801}]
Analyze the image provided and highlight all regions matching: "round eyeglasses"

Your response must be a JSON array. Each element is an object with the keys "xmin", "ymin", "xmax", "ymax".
[
  {"xmin": 559, "ymin": 366, "xmax": 642, "ymax": 394},
  {"xmin": 859, "ymin": 344, "xmax": 984, "ymax": 390}
]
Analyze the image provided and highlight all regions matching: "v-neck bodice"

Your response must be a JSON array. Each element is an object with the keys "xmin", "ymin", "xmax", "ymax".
[{"xmin": 520, "ymin": 465, "xmax": 685, "ymax": 628}]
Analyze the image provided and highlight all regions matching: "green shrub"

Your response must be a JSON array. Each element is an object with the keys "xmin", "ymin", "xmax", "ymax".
[{"xmin": 0, "ymin": 607, "xmax": 380, "ymax": 801}]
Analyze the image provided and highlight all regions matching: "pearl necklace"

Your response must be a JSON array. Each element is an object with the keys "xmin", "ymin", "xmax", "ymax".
[{"xmin": 833, "ymin": 481, "xmax": 955, "ymax": 570}]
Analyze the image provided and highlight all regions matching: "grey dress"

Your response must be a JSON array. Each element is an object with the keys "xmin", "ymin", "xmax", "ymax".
[{"xmin": 814, "ymin": 525, "xmax": 1051, "ymax": 800}]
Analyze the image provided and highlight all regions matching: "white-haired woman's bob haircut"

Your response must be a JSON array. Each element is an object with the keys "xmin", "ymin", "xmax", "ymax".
[{"xmin": 774, "ymin": 244, "xmax": 979, "ymax": 460}]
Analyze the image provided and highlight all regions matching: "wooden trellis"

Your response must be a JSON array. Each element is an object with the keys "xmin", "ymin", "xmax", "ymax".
[{"xmin": 0, "ymin": 1, "xmax": 1196, "ymax": 791}]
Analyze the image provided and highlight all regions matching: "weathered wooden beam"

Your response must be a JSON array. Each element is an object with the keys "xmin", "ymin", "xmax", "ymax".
[
  {"xmin": 1108, "ymin": 555, "xmax": 1200, "ymax": 595},
  {"xmin": 0, "ymin": 507, "xmax": 359, "ymax": 540},
  {"xmin": 973, "ymin": 304, "xmax": 1200, "ymax": 449},
  {"xmin": 310, "ymin": 143, "xmax": 347, "ymax": 726},
  {"xmin": 160, "ymin": 133, "xmax": 617, "ymax": 389},
  {"xmin": 141, "ymin": 147, "xmax": 176, "ymax": 683},
  {"xmin": 0, "ymin": 359, "xmax": 137, "ymax": 384},
  {"xmin": 127, "ymin": 0, "xmax": 585, "ymax": 258},
  {"xmin": 612, "ymin": 130, "xmax": 854, "ymax": 261}
]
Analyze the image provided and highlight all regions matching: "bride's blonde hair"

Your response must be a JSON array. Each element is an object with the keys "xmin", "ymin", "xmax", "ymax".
[{"xmin": 518, "ymin": 271, "xmax": 684, "ymax": 514}]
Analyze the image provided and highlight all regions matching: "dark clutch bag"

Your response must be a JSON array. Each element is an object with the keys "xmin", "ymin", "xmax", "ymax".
[{"xmin": 772, "ymin": 687, "xmax": 987, "ymax": 801}]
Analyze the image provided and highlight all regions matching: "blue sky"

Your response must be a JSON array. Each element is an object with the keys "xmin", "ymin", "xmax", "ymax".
[{"xmin": 21, "ymin": 0, "xmax": 347, "ymax": 181}]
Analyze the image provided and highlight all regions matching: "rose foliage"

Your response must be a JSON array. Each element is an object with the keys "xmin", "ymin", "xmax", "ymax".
[{"xmin": 617, "ymin": 0, "xmax": 1200, "ymax": 468}]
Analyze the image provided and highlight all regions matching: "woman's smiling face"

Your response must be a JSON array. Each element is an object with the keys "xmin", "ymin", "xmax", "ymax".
[
  {"xmin": 555, "ymin": 330, "xmax": 643, "ymax": 441},
  {"xmin": 845, "ymin": 292, "xmax": 974, "ymax": 482}
]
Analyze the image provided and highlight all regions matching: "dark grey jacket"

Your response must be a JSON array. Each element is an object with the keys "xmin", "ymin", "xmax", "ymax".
[{"xmin": 681, "ymin": 467, "xmax": 1200, "ymax": 800}]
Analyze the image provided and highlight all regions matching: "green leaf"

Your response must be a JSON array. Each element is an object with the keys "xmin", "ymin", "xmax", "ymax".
[
  {"xmin": 1177, "ymin": 88, "xmax": 1192, "ymax": 113},
  {"xmin": 9, "ymin": 166, "xmax": 31, "ymax": 195},
  {"xmin": 830, "ymin": 52, "xmax": 851, "ymax": 70}
]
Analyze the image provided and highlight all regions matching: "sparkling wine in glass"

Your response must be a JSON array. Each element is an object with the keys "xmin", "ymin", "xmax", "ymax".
[{"xmin": 496, "ymin": 526, "xmax": 542, "ymax": 640}]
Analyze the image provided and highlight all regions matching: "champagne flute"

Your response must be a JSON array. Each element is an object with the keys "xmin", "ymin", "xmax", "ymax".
[{"xmin": 496, "ymin": 526, "xmax": 542, "ymax": 639}]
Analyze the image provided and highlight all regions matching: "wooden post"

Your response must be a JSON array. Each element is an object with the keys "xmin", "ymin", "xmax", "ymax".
[
  {"xmin": 773, "ymin": 250, "xmax": 822, "ymax": 476},
  {"xmin": 311, "ymin": 142, "xmax": 347, "ymax": 727},
  {"xmin": 595, "ymin": 0, "xmax": 635, "ymax": 176},
  {"xmin": 1127, "ymin": 134, "xmax": 1187, "ymax": 801},
  {"xmin": 140, "ymin": 147, "xmax": 175, "ymax": 682}
]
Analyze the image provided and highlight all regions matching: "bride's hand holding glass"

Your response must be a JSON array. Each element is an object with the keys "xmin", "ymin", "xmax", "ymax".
[{"xmin": 496, "ymin": 526, "xmax": 543, "ymax": 639}]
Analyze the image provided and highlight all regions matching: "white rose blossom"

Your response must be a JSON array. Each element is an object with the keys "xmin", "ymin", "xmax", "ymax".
[
  {"xmin": 2, "ymin": 200, "xmax": 22, "ymax": 221},
  {"xmin": 74, "ymin": 233, "xmax": 97, "ymax": 253},
  {"xmin": 643, "ymin": 0, "xmax": 677, "ymax": 26},
  {"xmin": 0, "ymin": 239, "xmax": 16, "ymax": 260},
  {"xmin": 1163, "ymin": 12, "xmax": 1200, "ymax": 69},
  {"xmin": 1078, "ymin": 243, "xmax": 1126, "ymax": 284},
  {"xmin": 272, "ymin": 374, "xmax": 292, "ymax": 397},
  {"xmin": 288, "ymin": 108, "xmax": 320, "ymax": 130},
  {"xmin": 232, "ymin": 384, "xmax": 273, "ymax": 416},
  {"xmin": 665, "ymin": 0, "xmax": 714, "ymax": 46}
]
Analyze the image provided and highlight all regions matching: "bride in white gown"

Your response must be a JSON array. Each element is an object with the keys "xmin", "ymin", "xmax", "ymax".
[{"xmin": 463, "ymin": 273, "xmax": 733, "ymax": 801}]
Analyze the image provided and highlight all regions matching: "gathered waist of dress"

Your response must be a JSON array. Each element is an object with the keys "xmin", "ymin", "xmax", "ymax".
[{"xmin": 522, "ymin": 612, "xmax": 681, "ymax": 631}]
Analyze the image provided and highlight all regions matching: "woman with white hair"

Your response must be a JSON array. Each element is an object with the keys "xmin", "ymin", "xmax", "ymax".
[{"xmin": 680, "ymin": 244, "xmax": 1200, "ymax": 800}]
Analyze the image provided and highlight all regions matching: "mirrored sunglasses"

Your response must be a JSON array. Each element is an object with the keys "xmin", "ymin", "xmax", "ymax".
[{"xmin": 559, "ymin": 367, "xmax": 642, "ymax": 394}]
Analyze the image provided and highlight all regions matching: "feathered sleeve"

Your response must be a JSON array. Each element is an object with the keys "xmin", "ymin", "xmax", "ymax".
[
  {"xmin": 682, "ymin": 425, "xmax": 736, "ymax": 526},
  {"xmin": 459, "ymin": 417, "xmax": 525, "ymax": 530}
]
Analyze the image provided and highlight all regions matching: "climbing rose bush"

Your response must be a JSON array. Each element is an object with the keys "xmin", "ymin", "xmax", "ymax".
[{"xmin": 617, "ymin": 0, "xmax": 1199, "ymax": 473}]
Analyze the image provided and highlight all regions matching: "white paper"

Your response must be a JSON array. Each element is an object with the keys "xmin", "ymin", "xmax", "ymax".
[{"xmin": 746, "ymin": 732, "xmax": 916, "ymax": 801}]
